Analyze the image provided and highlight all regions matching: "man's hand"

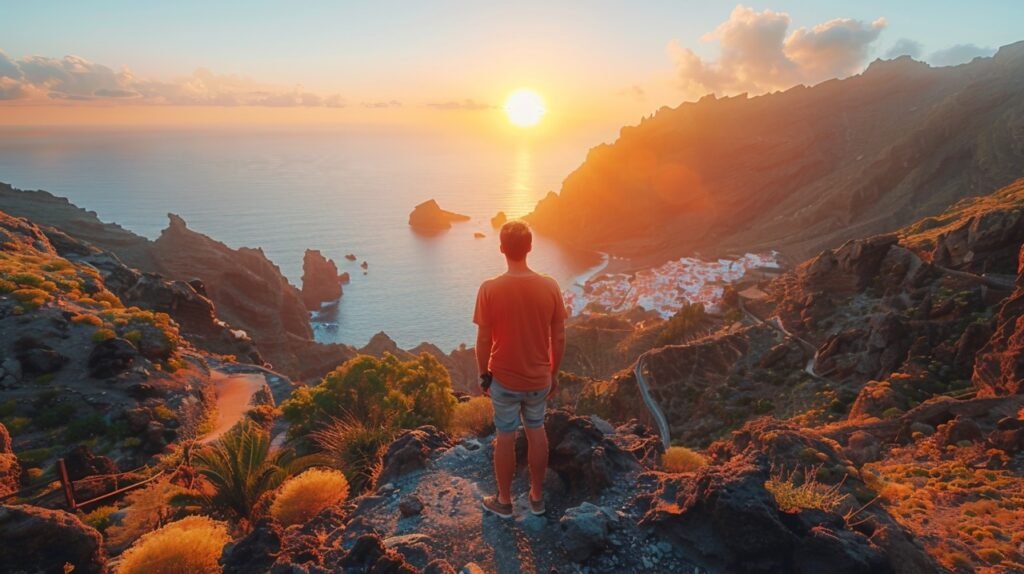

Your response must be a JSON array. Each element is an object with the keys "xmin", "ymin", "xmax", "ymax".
[
  {"xmin": 480, "ymin": 371, "xmax": 493, "ymax": 397},
  {"xmin": 547, "ymin": 371, "xmax": 559, "ymax": 400}
]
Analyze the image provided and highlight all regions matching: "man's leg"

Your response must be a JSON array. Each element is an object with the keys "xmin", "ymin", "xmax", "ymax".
[
  {"xmin": 493, "ymin": 430, "xmax": 516, "ymax": 505},
  {"xmin": 523, "ymin": 425, "xmax": 548, "ymax": 501},
  {"xmin": 522, "ymin": 388, "xmax": 550, "ymax": 503}
]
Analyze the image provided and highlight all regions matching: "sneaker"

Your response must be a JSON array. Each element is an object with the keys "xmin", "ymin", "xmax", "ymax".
[
  {"xmin": 529, "ymin": 496, "xmax": 546, "ymax": 516},
  {"xmin": 482, "ymin": 495, "xmax": 514, "ymax": 519}
]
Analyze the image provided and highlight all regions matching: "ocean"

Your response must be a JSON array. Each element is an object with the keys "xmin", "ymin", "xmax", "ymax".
[{"xmin": 0, "ymin": 126, "xmax": 607, "ymax": 351}]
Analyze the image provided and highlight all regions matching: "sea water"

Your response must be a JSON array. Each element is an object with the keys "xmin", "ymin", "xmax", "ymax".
[{"xmin": 0, "ymin": 126, "xmax": 606, "ymax": 350}]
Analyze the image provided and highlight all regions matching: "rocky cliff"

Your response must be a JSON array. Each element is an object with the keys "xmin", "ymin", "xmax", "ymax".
[
  {"xmin": 527, "ymin": 42, "xmax": 1024, "ymax": 264},
  {"xmin": 0, "ymin": 184, "xmax": 359, "ymax": 379}
]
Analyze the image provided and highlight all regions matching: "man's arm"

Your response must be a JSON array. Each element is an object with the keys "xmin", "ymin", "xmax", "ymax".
[
  {"xmin": 548, "ymin": 320, "xmax": 566, "ymax": 398},
  {"xmin": 476, "ymin": 324, "xmax": 493, "ymax": 392}
]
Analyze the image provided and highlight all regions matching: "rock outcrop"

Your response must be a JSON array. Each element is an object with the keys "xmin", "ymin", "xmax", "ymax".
[
  {"xmin": 301, "ymin": 249, "xmax": 344, "ymax": 310},
  {"xmin": 973, "ymin": 243, "xmax": 1024, "ymax": 395},
  {"xmin": 0, "ymin": 505, "xmax": 107, "ymax": 574},
  {"xmin": 409, "ymin": 200, "xmax": 470, "ymax": 233},
  {"xmin": 377, "ymin": 426, "xmax": 454, "ymax": 486}
]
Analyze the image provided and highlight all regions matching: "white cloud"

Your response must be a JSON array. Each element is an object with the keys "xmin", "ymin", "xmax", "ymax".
[
  {"xmin": 885, "ymin": 38, "xmax": 923, "ymax": 59},
  {"xmin": 427, "ymin": 98, "xmax": 493, "ymax": 111},
  {"xmin": 928, "ymin": 43, "xmax": 994, "ymax": 67},
  {"xmin": 669, "ymin": 5, "xmax": 886, "ymax": 96},
  {"xmin": 0, "ymin": 51, "xmax": 347, "ymax": 107}
]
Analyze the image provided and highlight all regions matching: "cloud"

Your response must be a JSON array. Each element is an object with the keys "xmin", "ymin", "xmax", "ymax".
[
  {"xmin": 619, "ymin": 85, "xmax": 646, "ymax": 101},
  {"xmin": 669, "ymin": 5, "xmax": 886, "ymax": 96},
  {"xmin": 0, "ymin": 50, "xmax": 349, "ymax": 107},
  {"xmin": 361, "ymin": 100, "xmax": 401, "ymax": 109},
  {"xmin": 427, "ymin": 98, "xmax": 493, "ymax": 111},
  {"xmin": 928, "ymin": 43, "xmax": 994, "ymax": 67},
  {"xmin": 885, "ymin": 38, "xmax": 923, "ymax": 59}
]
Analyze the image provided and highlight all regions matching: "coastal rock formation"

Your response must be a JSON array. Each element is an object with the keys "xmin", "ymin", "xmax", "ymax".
[
  {"xmin": 526, "ymin": 43, "xmax": 1024, "ymax": 262},
  {"xmin": 409, "ymin": 199, "xmax": 470, "ymax": 233},
  {"xmin": 0, "ymin": 186, "xmax": 355, "ymax": 379},
  {"xmin": 490, "ymin": 211, "xmax": 507, "ymax": 228},
  {"xmin": 141, "ymin": 213, "xmax": 356, "ymax": 378},
  {"xmin": 301, "ymin": 249, "xmax": 343, "ymax": 310}
]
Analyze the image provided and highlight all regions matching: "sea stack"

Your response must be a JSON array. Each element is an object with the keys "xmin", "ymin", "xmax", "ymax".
[
  {"xmin": 301, "ymin": 249, "xmax": 344, "ymax": 310},
  {"xmin": 491, "ymin": 211, "xmax": 507, "ymax": 228},
  {"xmin": 408, "ymin": 199, "xmax": 470, "ymax": 233}
]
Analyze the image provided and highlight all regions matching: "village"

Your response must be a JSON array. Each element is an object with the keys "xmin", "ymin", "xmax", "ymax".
[{"xmin": 565, "ymin": 252, "xmax": 780, "ymax": 318}]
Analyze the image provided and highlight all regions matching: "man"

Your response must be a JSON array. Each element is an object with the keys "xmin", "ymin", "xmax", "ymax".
[{"xmin": 474, "ymin": 220, "xmax": 567, "ymax": 518}]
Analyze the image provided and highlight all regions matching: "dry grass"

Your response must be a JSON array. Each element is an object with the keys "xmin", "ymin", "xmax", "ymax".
[
  {"xmin": 765, "ymin": 466, "xmax": 849, "ymax": 513},
  {"xmin": 116, "ymin": 515, "xmax": 230, "ymax": 574},
  {"xmin": 107, "ymin": 478, "xmax": 189, "ymax": 549},
  {"xmin": 451, "ymin": 397, "xmax": 495, "ymax": 437},
  {"xmin": 661, "ymin": 446, "xmax": 708, "ymax": 473},
  {"xmin": 864, "ymin": 440, "xmax": 1024, "ymax": 572},
  {"xmin": 270, "ymin": 468, "xmax": 350, "ymax": 526}
]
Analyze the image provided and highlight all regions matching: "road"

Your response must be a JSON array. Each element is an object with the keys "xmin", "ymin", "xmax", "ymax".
[{"xmin": 634, "ymin": 355, "xmax": 671, "ymax": 449}]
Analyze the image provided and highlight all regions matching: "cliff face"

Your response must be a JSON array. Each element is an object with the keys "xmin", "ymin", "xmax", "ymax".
[
  {"xmin": 527, "ymin": 42, "xmax": 1024, "ymax": 263},
  {"xmin": 0, "ymin": 185, "xmax": 359, "ymax": 379}
]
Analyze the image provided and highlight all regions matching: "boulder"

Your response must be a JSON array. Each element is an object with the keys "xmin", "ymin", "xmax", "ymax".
[
  {"xmin": 301, "ymin": 249, "xmax": 344, "ymax": 311},
  {"xmin": 337, "ymin": 534, "xmax": 420, "ymax": 574},
  {"xmin": 0, "ymin": 505, "xmax": 107, "ymax": 574},
  {"xmin": 425, "ymin": 559, "xmax": 458, "ymax": 574},
  {"xmin": 935, "ymin": 415, "xmax": 984, "ymax": 447},
  {"xmin": 221, "ymin": 519, "xmax": 283, "ymax": 574},
  {"xmin": 14, "ymin": 337, "xmax": 67, "ymax": 376},
  {"xmin": 64, "ymin": 445, "xmax": 119, "ymax": 481},
  {"xmin": 376, "ymin": 426, "xmax": 454, "ymax": 486},
  {"xmin": 88, "ymin": 337, "xmax": 138, "ymax": 378},
  {"xmin": 399, "ymin": 494, "xmax": 424, "ymax": 517},
  {"xmin": 844, "ymin": 431, "xmax": 881, "ymax": 466},
  {"xmin": 641, "ymin": 455, "xmax": 890, "ymax": 574},
  {"xmin": 520, "ymin": 409, "xmax": 640, "ymax": 495},
  {"xmin": 559, "ymin": 502, "xmax": 618, "ymax": 562},
  {"xmin": 408, "ymin": 199, "xmax": 470, "ymax": 233}
]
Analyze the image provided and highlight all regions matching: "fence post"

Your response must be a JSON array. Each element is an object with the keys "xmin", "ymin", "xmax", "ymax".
[{"xmin": 56, "ymin": 458, "xmax": 77, "ymax": 512}]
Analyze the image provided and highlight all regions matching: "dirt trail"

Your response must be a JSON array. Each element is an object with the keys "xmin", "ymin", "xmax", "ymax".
[{"xmin": 199, "ymin": 371, "xmax": 266, "ymax": 444}]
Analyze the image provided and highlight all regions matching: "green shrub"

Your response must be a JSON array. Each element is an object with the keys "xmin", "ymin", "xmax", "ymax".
[
  {"xmin": 35, "ymin": 403, "xmax": 76, "ymax": 429},
  {"xmin": 16, "ymin": 447, "xmax": 52, "ymax": 468},
  {"xmin": 654, "ymin": 303, "xmax": 710, "ymax": 347},
  {"xmin": 82, "ymin": 505, "xmax": 118, "ymax": 534},
  {"xmin": 65, "ymin": 414, "xmax": 109, "ymax": 441},
  {"xmin": 189, "ymin": 419, "xmax": 310, "ymax": 519},
  {"xmin": 283, "ymin": 353, "xmax": 456, "ymax": 435}
]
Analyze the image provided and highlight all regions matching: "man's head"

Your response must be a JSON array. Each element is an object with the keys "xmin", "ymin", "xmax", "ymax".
[{"xmin": 499, "ymin": 220, "xmax": 532, "ymax": 261}]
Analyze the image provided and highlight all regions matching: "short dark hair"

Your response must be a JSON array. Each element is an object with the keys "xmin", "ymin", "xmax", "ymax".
[{"xmin": 500, "ymin": 220, "xmax": 532, "ymax": 261}]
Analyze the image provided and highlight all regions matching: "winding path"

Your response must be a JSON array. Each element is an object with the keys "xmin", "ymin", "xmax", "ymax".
[
  {"xmin": 634, "ymin": 355, "xmax": 672, "ymax": 449},
  {"xmin": 199, "ymin": 371, "xmax": 267, "ymax": 444}
]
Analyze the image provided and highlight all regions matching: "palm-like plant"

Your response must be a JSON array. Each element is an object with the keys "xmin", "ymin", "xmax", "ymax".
[{"xmin": 187, "ymin": 419, "xmax": 314, "ymax": 520}]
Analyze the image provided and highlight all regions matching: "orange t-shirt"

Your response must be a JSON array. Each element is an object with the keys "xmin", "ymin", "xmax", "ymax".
[{"xmin": 473, "ymin": 272, "xmax": 568, "ymax": 391}]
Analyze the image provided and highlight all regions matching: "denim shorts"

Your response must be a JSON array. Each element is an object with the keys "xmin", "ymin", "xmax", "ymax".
[{"xmin": 489, "ymin": 379, "xmax": 550, "ymax": 433}]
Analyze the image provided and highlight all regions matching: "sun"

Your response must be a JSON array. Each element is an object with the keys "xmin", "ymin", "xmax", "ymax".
[{"xmin": 503, "ymin": 89, "xmax": 545, "ymax": 128}]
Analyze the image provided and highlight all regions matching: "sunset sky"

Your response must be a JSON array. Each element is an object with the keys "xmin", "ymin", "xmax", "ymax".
[{"xmin": 1, "ymin": 1, "xmax": 1021, "ymax": 135}]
